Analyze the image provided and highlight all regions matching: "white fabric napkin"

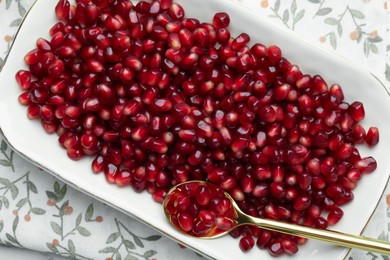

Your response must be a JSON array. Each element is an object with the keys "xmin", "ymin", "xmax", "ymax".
[{"xmin": 0, "ymin": 0, "xmax": 389, "ymax": 259}]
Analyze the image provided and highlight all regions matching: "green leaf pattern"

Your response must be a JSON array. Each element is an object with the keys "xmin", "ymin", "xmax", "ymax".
[
  {"xmin": 262, "ymin": 0, "xmax": 386, "ymax": 59},
  {"xmin": 99, "ymin": 218, "xmax": 162, "ymax": 260},
  {"xmin": 269, "ymin": 0, "xmax": 305, "ymax": 30},
  {"xmin": 0, "ymin": 134, "xmax": 168, "ymax": 259}
]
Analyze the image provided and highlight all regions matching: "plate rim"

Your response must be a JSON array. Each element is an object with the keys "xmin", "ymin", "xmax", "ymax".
[{"xmin": 1, "ymin": 0, "xmax": 389, "ymax": 259}]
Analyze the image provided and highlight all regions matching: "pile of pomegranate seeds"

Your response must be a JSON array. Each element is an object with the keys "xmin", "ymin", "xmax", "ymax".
[
  {"xmin": 164, "ymin": 182, "xmax": 238, "ymax": 238},
  {"xmin": 15, "ymin": 0, "xmax": 379, "ymax": 256}
]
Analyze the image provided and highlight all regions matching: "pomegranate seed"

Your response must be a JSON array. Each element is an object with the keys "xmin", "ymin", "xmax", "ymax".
[
  {"xmin": 215, "ymin": 216, "xmax": 236, "ymax": 230},
  {"xmin": 312, "ymin": 75, "xmax": 328, "ymax": 94},
  {"xmin": 256, "ymin": 230, "xmax": 272, "ymax": 249},
  {"xmin": 231, "ymin": 33, "xmax": 250, "ymax": 51},
  {"xmin": 282, "ymin": 239, "xmax": 298, "ymax": 255},
  {"xmin": 169, "ymin": 3, "xmax": 185, "ymax": 21},
  {"xmin": 55, "ymin": 0, "xmax": 70, "ymax": 20},
  {"xmin": 160, "ymin": 0, "xmax": 172, "ymax": 10},
  {"xmin": 326, "ymin": 184, "xmax": 346, "ymax": 200},
  {"xmin": 213, "ymin": 12, "xmax": 230, "ymax": 29},
  {"xmin": 24, "ymin": 49, "xmax": 41, "ymax": 65},
  {"xmin": 37, "ymin": 38, "xmax": 52, "ymax": 53},
  {"xmin": 355, "ymin": 156, "xmax": 377, "ymax": 174},
  {"xmin": 349, "ymin": 101, "xmax": 365, "ymax": 122},
  {"xmin": 267, "ymin": 45, "xmax": 282, "ymax": 64},
  {"xmin": 196, "ymin": 186, "xmax": 211, "ymax": 205},
  {"xmin": 365, "ymin": 127, "xmax": 379, "ymax": 146},
  {"xmin": 198, "ymin": 210, "xmax": 215, "ymax": 226},
  {"xmin": 352, "ymin": 124, "xmax": 366, "ymax": 143},
  {"xmin": 327, "ymin": 207, "xmax": 344, "ymax": 225},
  {"xmin": 177, "ymin": 212, "xmax": 193, "ymax": 232},
  {"xmin": 239, "ymin": 235, "xmax": 255, "ymax": 252},
  {"xmin": 330, "ymin": 84, "xmax": 344, "ymax": 100},
  {"xmin": 268, "ymin": 239, "xmax": 284, "ymax": 256},
  {"xmin": 294, "ymin": 195, "xmax": 311, "ymax": 210},
  {"xmin": 115, "ymin": 169, "xmax": 132, "ymax": 187},
  {"xmin": 18, "ymin": 92, "xmax": 31, "ymax": 106},
  {"xmin": 15, "ymin": 70, "xmax": 32, "ymax": 90}
]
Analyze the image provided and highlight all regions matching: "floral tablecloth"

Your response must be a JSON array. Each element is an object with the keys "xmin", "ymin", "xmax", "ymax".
[{"xmin": 1, "ymin": 0, "xmax": 390, "ymax": 259}]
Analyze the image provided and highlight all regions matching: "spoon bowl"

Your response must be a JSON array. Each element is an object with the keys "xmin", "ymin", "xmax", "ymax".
[{"xmin": 163, "ymin": 181, "xmax": 390, "ymax": 255}]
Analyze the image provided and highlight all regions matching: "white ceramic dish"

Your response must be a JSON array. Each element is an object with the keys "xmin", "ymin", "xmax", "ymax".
[{"xmin": 1, "ymin": 0, "xmax": 390, "ymax": 259}]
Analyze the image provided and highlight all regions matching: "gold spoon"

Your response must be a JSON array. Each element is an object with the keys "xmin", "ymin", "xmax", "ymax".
[{"xmin": 163, "ymin": 180, "xmax": 390, "ymax": 255}]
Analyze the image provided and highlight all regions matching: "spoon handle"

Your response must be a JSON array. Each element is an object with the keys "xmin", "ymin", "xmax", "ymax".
[{"xmin": 242, "ymin": 213, "xmax": 390, "ymax": 255}]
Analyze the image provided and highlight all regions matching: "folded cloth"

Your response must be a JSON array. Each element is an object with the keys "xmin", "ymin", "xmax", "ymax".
[{"xmin": 0, "ymin": 0, "xmax": 389, "ymax": 259}]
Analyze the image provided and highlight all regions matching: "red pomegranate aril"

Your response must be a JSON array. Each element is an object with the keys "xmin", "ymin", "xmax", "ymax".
[
  {"xmin": 67, "ymin": 148, "xmax": 84, "ymax": 160},
  {"xmin": 40, "ymin": 104, "xmax": 55, "ymax": 123},
  {"xmin": 298, "ymin": 173, "xmax": 312, "ymax": 190},
  {"xmin": 215, "ymin": 216, "xmax": 236, "ymax": 230},
  {"xmin": 355, "ymin": 156, "xmax": 377, "ymax": 174},
  {"xmin": 123, "ymin": 56, "xmax": 142, "ymax": 71},
  {"xmin": 27, "ymin": 104, "xmax": 40, "ymax": 120},
  {"xmin": 115, "ymin": 169, "xmax": 132, "ymax": 187},
  {"xmin": 24, "ymin": 49, "xmax": 41, "ymax": 65},
  {"xmin": 198, "ymin": 210, "xmax": 215, "ymax": 227},
  {"xmin": 177, "ymin": 212, "xmax": 193, "ymax": 232},
  {"xmin": 192, "ymin": 218, "xmax": 209, "ymax": 235},
  {"xmin": 182, "ymin": 18, "xmax": 199, "ymax": 31},
  {"xmin": 329, "ymin": 83, "xmax": 343, "ymax": 99},
  {"xmin": 267, "ymin": 45, "xmax": 282, "ymax": 64},
  {"xmin": 85, "ymin": 4, "xmax": 99, "ymax": 25},
  {"xmin": 165, "ymin": 21, "xmax": 182, "ymax": 33},
  {"xmin": 239, "ymin": 235, "xmax": 255, "ymax": 252},
  {"xmin": 349, "ymin": 101, "xmax": 365, "ymax": 122},
  {"xmin": 327, "ymin": 207, "xmax": 344, "ymax": 225},
  {"xmin": 196, "ymin": 185, "xmax": 211, "ymax": 206},
  {"xmin": 335, "ymin": 190, "xmax": 354, "ymax": 205},
  {"xmin": 340, "ymin": 113, "xmax": 354, "ymax": 132},
  {"xmin": 157, "ymin": 13, "xmax": 172, "ymax": 27},
  {"xmin": 18, "ymin": 92, "xmax": 31, "ymax": 106},
  {"xmin": 167, "ymin": 33, "xmax": 181, "ymax": 49},
  {"xmin": 149, "ymin": 1, "xmax": 161, "ymax": 16},
  {"xmin": 326, "ymin": 184, "xmax": 346, "ymax": 200},
  {"xmin": 178, "ymin": 28, "xmax": 193, "ymax": 47},
  {"xmin": 366, "ymin": 127, "xmax": 379, "ymax": 146},
  {"xmin": 41, "ymin": 120, "xmax": 57, "ymax": 134},
  {"xmin": 55, "ymin": 46, "xmax": 75, "ymax": 58},
  {"xmin": 169, "ymin": 3, "xmax": 185, "ymax": 21},
  {"xmin": 36, "ymin": 38, "xmax": 52, "ymax": 52},
  {"xmin": 55, "ymin": 0, "xmax": 70, "ymax": 20},
  {"xmin": 281, "ymin": 239, "xmax": 298, "ymax": 255},
  {"xmin": 314, "ymin": 216, "xmax": 328, "ymax": 229},
  {"xmin": 270, "ymin": 182, "xmax": 285, "ymax": 198},
  {"xmin": 294, "ymin": 195, "xmax": 311, "ymax": 211},
  {"xmin": 63, "ymin": 33, "xmax": 81, "ymax": 50},
  {"xmin": 231, "ymin": 33, "xmax": 250, "ymax": 51},
  {"xmin": 312, "ymin": 75, "xmax": 328, "ymax": 94},
  {"xmin": 256, "ymin": 230, "xmax": 272, "ymax": 249},
  {"xmin": 352, "ymin": 124, "xmax": 366, "ymax": 143},
  {"xmin": 50, "ymin": 31, "xmax": 65, "ymax": 49},
  {"xmin": 268, "ymin": 239, "xmax": 284, "ymax": 256},
  {"xmin": 213, "ymin": 12, "xmax": 230, "ymax": 29},
  {"xmin": 348, "ymin": 147, "xmax": 361, "ymax": 163},
  {"xmin": 160, "ymin": 0, "xmax": 173, "ymax": 10},
  {"xmin": 104, "ymin": 163, "xmax": 118, "ymax": 183},
  {"xmin": 49, "ymin": 22, "xmax": 65, "ymax": 36},
  {"xmin": 15, "ymin": 70, "xmax": 32, "ymax": 90}
]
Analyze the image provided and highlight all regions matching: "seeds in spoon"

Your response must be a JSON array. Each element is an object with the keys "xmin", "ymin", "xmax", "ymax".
[{"xmin": 164, "ymin": 182, "xmax": 237, "ymax": 237}]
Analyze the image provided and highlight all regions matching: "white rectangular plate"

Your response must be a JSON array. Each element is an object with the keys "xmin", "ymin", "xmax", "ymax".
[{"xmin": 1, "ymin": 0, "xmax": 390, "ymax": 259}]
